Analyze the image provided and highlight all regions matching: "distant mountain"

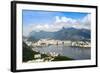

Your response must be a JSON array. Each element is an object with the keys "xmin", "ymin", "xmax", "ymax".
[
  {"xmin": 28, "ymin": 31, "xmax": 54, "ymax": 41},
  {"xmin": 54, "ymin": 27, "xmax": 90, "ymax": 40},
  {"xmin": 27, "ymin": 27, "xmax": 90, "ymax": 41}
]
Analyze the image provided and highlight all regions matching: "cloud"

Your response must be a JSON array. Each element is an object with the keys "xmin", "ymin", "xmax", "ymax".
[
  {"xmin": 54, "ymin": 14, "xmax": 91, "ymax": 29},
  {"xmin": 23, "ymin": 14, "xmax": 91, "ymax": 36},
  {"xmin": 55, "ymin": 16, "xmax": 61, "ymax": 23},
  {"xmin": 82, "ymin": 14, "xmax": 91, "ymax": 26},
  {"xmin": 79, "ymin": 14, "xmax": 91, "ymax": 29},
  {"xmin": 55, "ymin": 16, "xmax": 77, "ymax": 23}
]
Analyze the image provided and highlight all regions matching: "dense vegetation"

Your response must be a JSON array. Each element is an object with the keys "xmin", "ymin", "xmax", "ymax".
[
  {"xmin": 23, "ymin": 42, "xmax": 38, "ymax": 62},
  {"xmin": 53, "ymin": 55, "xmax": 73, "ymax": 61},
  {"xmin": 23, "ymin": 42, "xmax": 48, "ymax": 62}
]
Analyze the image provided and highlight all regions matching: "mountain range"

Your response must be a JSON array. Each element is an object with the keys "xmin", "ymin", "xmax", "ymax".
[{"xmin": 26, "ymin": 27, "xmax": 90, "ymax": 41}]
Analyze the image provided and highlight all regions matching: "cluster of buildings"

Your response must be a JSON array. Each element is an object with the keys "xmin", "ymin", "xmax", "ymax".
[
  {"xmin": 24, "ymin": 38, "xmax": 91, "ymax": 48},
  {"xmin": 71, "ymin": 41, "xmax": 91, "ymax": 48},
  {"xmin": 32, "ymin": 39, "xmax": 63, "ymax": 46}
]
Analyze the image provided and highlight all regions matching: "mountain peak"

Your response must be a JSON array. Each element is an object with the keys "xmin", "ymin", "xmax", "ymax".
[{"xmin": 27, "ymin": 27, "xmax": 90, "ymax": 41}]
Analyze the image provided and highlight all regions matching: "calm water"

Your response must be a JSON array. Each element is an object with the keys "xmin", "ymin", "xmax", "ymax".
[{"xmin": 32, "ymin": 45, "xmax": 91, "ymax": 60}]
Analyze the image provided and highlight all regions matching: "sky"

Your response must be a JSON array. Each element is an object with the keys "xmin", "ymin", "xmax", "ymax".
[{"xmin": 22, "ymin": 10, "xmax": 91, "ymax": 36}]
